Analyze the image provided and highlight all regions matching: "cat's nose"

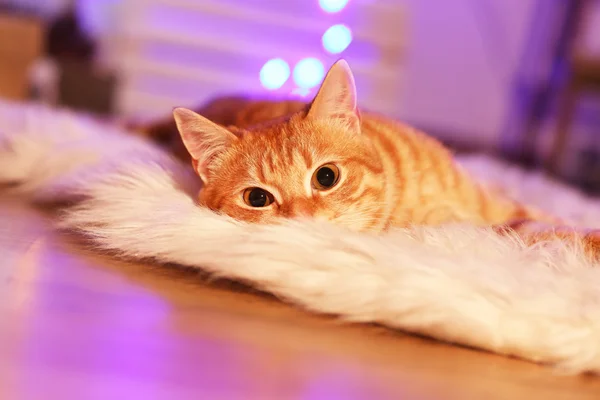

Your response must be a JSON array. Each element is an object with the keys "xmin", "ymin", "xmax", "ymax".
[{"xmin": 286, "ymin": 199, "xmax": 315, "ymax": 218}]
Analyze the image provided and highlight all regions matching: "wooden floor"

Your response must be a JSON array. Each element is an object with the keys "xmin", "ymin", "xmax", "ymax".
[{"xmin": 1, "ymin": 198, "xmax": 599, "ymax": 399}]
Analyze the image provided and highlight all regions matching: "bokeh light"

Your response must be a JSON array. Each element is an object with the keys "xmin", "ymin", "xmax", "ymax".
[
  {"xmin": 259, "ymin": 58, "xmax": 290, "ymax": 90},
  {"xmin": 293, "ymin": 58, "xmax": 325, "ymax": 89},
  {"xmin": 291, "ymin": 87, "xmax": 312, "ymax": 98},
  {"xmin": 318, "ymin": 0, "xmax": 350, "ymax": 13},
  {"xmin": 322, "ymin": 24, "xmax": 353, "ymax": 54}
]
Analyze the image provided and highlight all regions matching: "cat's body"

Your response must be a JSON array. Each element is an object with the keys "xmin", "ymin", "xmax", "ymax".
[
  {"xmin": 130, "ymin": 60, "xmax": 599, "ymax": 258},
  {"xmin": 133, "ymin": 93, "xmax": 546, "ymax": 231},
  {"xmin": 130, "ymin": 95, "xmax": 308, "ymax": 163}
]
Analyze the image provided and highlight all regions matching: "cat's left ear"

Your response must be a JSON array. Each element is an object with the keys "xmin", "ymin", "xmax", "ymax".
[
  {"xmin": 173, "ymin": 107, "xmax": 238, "ymax": 183},
  {"xmin": 306, "ymin": 59, "xmax": 360, "ymax": 133}
]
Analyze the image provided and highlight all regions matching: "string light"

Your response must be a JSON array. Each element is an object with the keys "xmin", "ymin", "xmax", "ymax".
[
  {"xmin": 258, "ymin": 1, "xmax": 353, "ymax": 92},
  {"xmin": 318, "ymin": 0, "xmax": 349, "ymax": 13},
  {"xmin": 322, "ymin": 24, "xmax": 353, "ymax": 54},
  {"xmin": 293, "ymin": 58, "xmax": 325, "ymax": 89},
  {"xmin": 259, "ymin": 58, "xmax": 290, "ymax": 90}
]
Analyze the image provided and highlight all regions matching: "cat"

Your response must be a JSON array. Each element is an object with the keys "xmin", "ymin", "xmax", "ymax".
[
  {"xmin": 128, "ymin": 95, "xmax": 308, "ymax": 163},
  {"xmin": 135, "ymin": 59, "xmax": 600, "ymax": 259}
]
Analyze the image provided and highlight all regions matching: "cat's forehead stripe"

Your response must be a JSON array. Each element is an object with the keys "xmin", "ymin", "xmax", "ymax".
[{"xmin": 300, "ymin": 148, "xmax": 312, "ymax": 168}]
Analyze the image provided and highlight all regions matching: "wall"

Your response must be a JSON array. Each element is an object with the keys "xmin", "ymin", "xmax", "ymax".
[
  {"xmin": 0, "ymin": 0, "xmax": 70, "ymax": 17},
  {"xmin": 397, "ymin": 0, "xmax": 538, "ymax": 149},
  {"xmin": 84, "ymin": 0, "xmax": 407, "ymax": 121},
  {"xmin": 70, "ymin": 0, "xmax": 541, "ymax": 149},
  {"xmin": 8, "ymin": 0, "xmax": 549, "ymax": 152},
  {"xmin": 579, "ymin": 0, "xmax": 600, "ymax": 56}
]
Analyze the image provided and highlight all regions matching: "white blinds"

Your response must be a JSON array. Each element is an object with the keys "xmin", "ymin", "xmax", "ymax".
[{"xmin": 105, "ymin": 0, "xmax": 406, "ymax": 121}]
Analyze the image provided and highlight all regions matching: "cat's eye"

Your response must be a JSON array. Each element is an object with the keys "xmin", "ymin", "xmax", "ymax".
[
  {"xmin": 243, "ymin": 187, "xmax": 274, "ymax": 208},
  {"xmin": 312, "ymin": 164, "xmax": 340, "ymax": 191}
]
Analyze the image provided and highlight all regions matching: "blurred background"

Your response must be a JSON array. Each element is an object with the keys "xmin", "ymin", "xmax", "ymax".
[{"xmin": 0, "ymin": 0, "xmax": 599, "ymax": 192}]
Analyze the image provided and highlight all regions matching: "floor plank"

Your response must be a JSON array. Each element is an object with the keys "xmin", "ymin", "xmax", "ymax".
[{"xmin": 1, "ymin": 198, "xmax": 599, "ymax": 400}]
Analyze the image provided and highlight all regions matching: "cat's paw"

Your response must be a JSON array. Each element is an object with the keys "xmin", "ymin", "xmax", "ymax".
[
  {"xmin": 538, "ymin": 225, "xmax": 600, "ymax": 264},
  {"xmin": 496, "ymin": 220, "xmax": 600, "ymax": 264},
  {"xmin": 580, "ymin": 229, "xmax": 600, "ymax": 262}
]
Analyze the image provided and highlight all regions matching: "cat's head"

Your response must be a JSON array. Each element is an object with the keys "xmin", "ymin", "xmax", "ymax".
[{"xmin": 173, "ymin": 60, "xmax": 386, "ymax": 231}]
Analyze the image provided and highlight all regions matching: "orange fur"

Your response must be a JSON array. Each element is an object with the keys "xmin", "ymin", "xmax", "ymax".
[
  {"xmin": 128, "ymin": 95, "xmax": 307, "ymax": 163},
  {"xmin": 139, "ymin": 60, "xmax": 598, "ymax": 260}
]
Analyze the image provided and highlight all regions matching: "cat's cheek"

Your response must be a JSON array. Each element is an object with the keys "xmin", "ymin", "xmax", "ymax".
[{"xmin": 197, "ymin": 190, "xmax": 209, "ymax": 207}]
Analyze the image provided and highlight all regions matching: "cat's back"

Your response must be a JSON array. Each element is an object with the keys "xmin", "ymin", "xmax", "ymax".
[
  {"xmin": 127, "ymin": 95, "xmax": 308, "ymax": 161},
  {"xmin": 356, "ymin": 111, "xmax": 511, "ymax": 226},
  {"xmin": 358, "ymin": 111, "xmax": 455, "ymax": 170}
]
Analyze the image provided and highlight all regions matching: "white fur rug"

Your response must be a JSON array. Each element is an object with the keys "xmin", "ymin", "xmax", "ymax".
[{"xmin": 2, "ymin": 99, "xmax": 600, "ymax": 374}]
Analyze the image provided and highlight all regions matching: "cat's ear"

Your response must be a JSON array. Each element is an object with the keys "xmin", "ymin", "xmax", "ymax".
[
  {"xmin": 173, "ymin": 107, "xmax": 237, "ymax": 182},
  {"xmin": 306, "ymin": 59, "xmax": 360, "ymax": 133}
]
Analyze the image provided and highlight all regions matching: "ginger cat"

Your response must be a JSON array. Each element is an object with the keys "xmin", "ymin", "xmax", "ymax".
[{"xmin": 143, "ymin": 60, "xmax": 600, "ymax": 258}]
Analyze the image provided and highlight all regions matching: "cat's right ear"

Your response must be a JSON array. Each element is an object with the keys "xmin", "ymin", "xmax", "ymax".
[
  {"xmin": 173, "ymin": 107, "xmax": 237, "ymax": 183},
  {"xmin": 306, "ymin": 59, "xmax": 360, "ymax": 134}
]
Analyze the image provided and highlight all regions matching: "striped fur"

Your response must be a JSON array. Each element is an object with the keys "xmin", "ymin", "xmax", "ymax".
[{"xmin": 131, "ymin": 60, "xmax": 599, "ymax": 259}]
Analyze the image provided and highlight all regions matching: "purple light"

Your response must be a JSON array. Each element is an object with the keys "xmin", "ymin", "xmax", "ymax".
[
  {"xmin": 319, "ymin": 0, "xmax": 349, "ymax": 13},
  {"xmin": 259, "ymin": 58, "xmax": 290, "ymax": 90},
  {"xmin": 293, "ymin": 58, "xmax": 325, "ymax": 89}
]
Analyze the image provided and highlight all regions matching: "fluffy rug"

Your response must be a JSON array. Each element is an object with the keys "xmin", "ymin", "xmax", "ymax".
[{"xmin": 2, "ymin": 99, "xmax": 600, "ymax": 374}]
